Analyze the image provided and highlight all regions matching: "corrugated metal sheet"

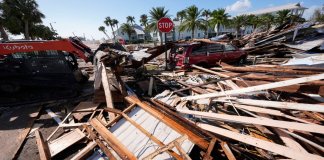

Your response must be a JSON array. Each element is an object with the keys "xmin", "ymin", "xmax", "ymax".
[{"xmin": 109, "ymin": 106, "xmax": 194, "ymax": 159}]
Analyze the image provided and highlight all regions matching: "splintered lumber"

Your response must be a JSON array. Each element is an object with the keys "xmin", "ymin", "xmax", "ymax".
[
  {"xmin": 70, "ymin": 141, "xmax": 97, "ymax": 160},
  {"xmin": 35, "ymin": 130, "xmax": 51, "ymax": 160},
  {"xmin": 126, "ymin": 96, "xmax": 212, "ymax": 150},
  {"xmin": 174, "ymin": 141, "xmax": 192, "ymax": 160},
  {"xmin": 48, "ymin": 128, "xmax": 86, "ymax": 157},
  {"xmin": 198, "ymin": 123, "xmax": 323, "ymax": 160},
  {"xmin": 90, "ymin": 118, "xmax": 137, "ymax": 160},
  {"xmin": 72, "ymin": 102, "xmax": 100, "ymax": 121},
  {"xmin": 0, "ymin": 106, "xmax": 41, "ymax": 160},
  {"xmin": 120, "ymin": 112, "xmax": 182, "ymax": 159},
  {"xmin": 221, "ymin": 65, "xmax": 322, "ymax": 75},
  {"xmin": 101, "ymin": 63, "xmax": 115, "ymax": 120},
  {"xmin": 94, "ymin": 63, "xmax": 103, "ymax": 90},
  {"xmin": 142, "ymin": 135, "xmax": 188, "ymax": 160},
  {"xmin": 177, "ymin": 109, "xmax": 324, "ymax": 134},
  {"xmin": 181, "ymin": 73, "xmax": 324, "ymax": 101},
  {"xmin": 231, "ymin": 98, "xmax": 324, "ymax": 113}
]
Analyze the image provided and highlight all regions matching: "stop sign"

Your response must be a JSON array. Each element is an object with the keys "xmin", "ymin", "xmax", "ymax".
[{"xmin": 157, "ymin": 17, "xmax": 174, "ymax": 33}]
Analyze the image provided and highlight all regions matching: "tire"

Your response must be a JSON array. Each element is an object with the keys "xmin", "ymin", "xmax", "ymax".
[
  {"xmin": 237, "ymin": 57, "xmax": 246, "ymax": 66},
  {"xmin": 197, "ymin": 62, "xmax": 209, "ymax": 68}
]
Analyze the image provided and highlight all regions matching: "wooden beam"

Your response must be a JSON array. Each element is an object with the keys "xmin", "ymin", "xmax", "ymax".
[
  {"xmin": 126, "ymin": 96, "xmax": 211, "ymax": 150},
  {"xmin": 231, "ymin": 98, "xmax": 324, "ymax": 113},
  {"xmin": 70, "ymin": 141, "xmax": 97, "ymax": 160},
  {"xmin": 90, "ymin": 118, "xmax": 137, "ymax": 160},
  {"xmin": 220, "ymin": 142, "xmax": 236, "ymax": 160},
  {"xmin": 177, "ymin": 109, "xmax": 324, "ymax": 134},
  {"xmin": 101, "ymin": 62, "xmax": 115, "ymax": 120},
  {"xmin": 142, "ymin": 135, "xmax": 188, "ymax": 160},
  {"xmin": 83, "ymin": 125, "xmax": 117, "ymax": 160},
  {"xmin": 35, "ymin": 130, "xmax": 51, "ymax": 160},
  {"xmin": 198, "ymin": 123, "xmax": 323, "ymax": 160},
  {"xmin": 174, "ymin": 141, "xmax": 192, "ymax": 160},
  {"xmin": 181, "ymin": 73, "xmax": 324, "ymax": 101},
  {"xmin": 121, "ymin": 112, "xmax": 183, "ymax": 159}
]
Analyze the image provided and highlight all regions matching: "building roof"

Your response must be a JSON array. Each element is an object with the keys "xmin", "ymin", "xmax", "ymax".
[
  {"xmin": 133, "ymin": 24, "xmax": 145, "ymax": 35},
  {"xmin": 245, "ymin": 3, "xmax": 307, "ymax": 15}
]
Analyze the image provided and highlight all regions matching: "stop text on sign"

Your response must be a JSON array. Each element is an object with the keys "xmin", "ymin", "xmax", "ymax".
[{"xmin": 157, "ymin": 17, "xmax": 174, "ymax": 33}]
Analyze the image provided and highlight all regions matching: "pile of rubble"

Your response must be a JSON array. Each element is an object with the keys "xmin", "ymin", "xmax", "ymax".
[{"xmin": 0, "ymin": 26, "xmax": 323, "ymax": 160}]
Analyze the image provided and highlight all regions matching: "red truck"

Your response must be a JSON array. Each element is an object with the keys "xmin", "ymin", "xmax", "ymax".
[{"xmin": 168, "ymin": 41, "xmax": 247, "ymax": 69}]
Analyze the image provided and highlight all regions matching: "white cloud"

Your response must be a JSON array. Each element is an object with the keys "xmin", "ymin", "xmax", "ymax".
[{"xmin": 226, "ymin": 0, "xmax": 252, "ymax": 13}]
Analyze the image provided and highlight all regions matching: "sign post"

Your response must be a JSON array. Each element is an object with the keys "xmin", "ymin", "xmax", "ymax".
[{"xmin": 157, "ymin": 17, "xmax": 174, "ymax": 70}]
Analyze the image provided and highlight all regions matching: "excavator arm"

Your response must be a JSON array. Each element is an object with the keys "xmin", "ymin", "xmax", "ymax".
[{"xmin": 0, "ymin": 38, "xmax": 93, "ymax": 62}]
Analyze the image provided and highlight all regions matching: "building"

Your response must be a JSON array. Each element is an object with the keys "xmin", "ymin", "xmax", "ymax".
[
  {"xmin": 114, "ymin": 24, "xmax": 145, "ymax": 41},
  {"xmin": 217, "ymin": 3, "xmax": 307, "ymax": 36}
]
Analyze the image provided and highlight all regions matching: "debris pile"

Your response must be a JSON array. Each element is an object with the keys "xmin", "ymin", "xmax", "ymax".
[{"xmin": 0, "ymin": 34, "xmax": 323, "ymax": 160}]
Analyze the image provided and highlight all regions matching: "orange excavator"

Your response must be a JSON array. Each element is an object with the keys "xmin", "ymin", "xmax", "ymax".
[{"xmin": 0, "ymin": 37, "xmax": 94, "ymax": 94}]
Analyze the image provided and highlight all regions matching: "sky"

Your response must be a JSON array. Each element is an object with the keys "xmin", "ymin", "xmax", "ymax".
[{"xmin": 34, "ymin": 0, "xmax": 323, "ymax": 40}]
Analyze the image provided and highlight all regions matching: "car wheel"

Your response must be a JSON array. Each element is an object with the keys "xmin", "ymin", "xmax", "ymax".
[{"xmin": 237, "ymin": 57, "xmax": 246, "ymax": 66}]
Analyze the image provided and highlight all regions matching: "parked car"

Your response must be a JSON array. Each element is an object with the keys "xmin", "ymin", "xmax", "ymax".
[{"xmin": 168, "ymin": 41, "xmax": 247, "ymax": 69}]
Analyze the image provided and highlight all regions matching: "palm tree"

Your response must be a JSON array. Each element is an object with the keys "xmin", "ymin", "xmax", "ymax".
[
  {"xmin": 231, "ymin": 15, "xmax": 248, "ymax": 38},
  {"xmin": 6, "ymin": 0, "xmax": 45, "ymax": 40},
  {"xmin": 210, "ymin": 8, "xmax": 230, "ymax": 36},
  {"xmin": 201, "ymin": 9, "xmax": 211, "ymax": 38},
  {"xmin": 275, "ymin": 10, "xmax": 290, "ymax": 26},
  {"xmin": 247, "ymin": 14, "xmax": 261, "ymax": 32},
  {"xmin": 148, "ymin": 6, "xmax": 169, "ymax": 45},
  {"xmin": 140, "ymin": 14, "xmax": 148, "ymax": 29},
  {"xmin": 126, "ymin": 16, "xmax": 135, "ymax": 25},
  {"xmin": 104, "ymin": 16, "xmax": 116, "ymax": 40},
  {"xmin": 179, "ymin": 5, "xmax": 205, "ymax": 40},
  {"xmin": 120, "ymin": 23, "xmax": 135, "ymax": 42},
  {"xmin": 112, "ymin": 19, "xmax": 119, "ymax": 36},
  {"xmin": 176, "ymin": 10, "xmax": 186, "ymax": 40},
  {"xmin": 98, "ymin": 26, "xmax": 110, "ymax": 39},
  {"xmin": 260, "ymin": 13, "xmax": 275, "ymax": 30}
]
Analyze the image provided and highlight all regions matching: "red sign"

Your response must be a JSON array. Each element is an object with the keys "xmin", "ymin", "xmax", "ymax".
[{"xmin": 157, "ymin": 17, "xmax": 174, "ymax": 33}]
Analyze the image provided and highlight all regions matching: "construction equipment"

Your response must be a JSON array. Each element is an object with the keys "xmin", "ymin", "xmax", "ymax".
[{"xmin": 0, "ymin": 37, "xmax": 93, "ymax": 94}]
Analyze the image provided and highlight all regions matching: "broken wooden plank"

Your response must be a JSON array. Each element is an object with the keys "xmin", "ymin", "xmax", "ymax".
[
  {"xmin": 230, "ymin": 98, "xmax": 324, "ymax": 113},
  {"xmin": 126, "ymin": 96, "xmax": 211, "ymax": 150},
  {"xmin": 72, "ymin": 102, "xmax": 100, "ymax": 121},
  {"xmin": 198, "ymin": 123, "xmax": 323, "ymax": 160},
  {"xmin": 0, "ymin": 106, "xmax": 41, "ymax": 160},
  {"xmin": 181, "ymin": 73, "xmax": 324, "ymax": 101},
  {"xmin": 35, "ymin": 130, "xmax": 51, "ymax": 160},
  {"xmin": 70, "ymin": 141, "xmax": 97, "ymax": 160},
  {"xmin": 177, "ymin": 109, "xmax": 324, "ymax": 134},
  {"xmin": 121, "ymin": 112, "xmax": 183, "ymax": 159},
  {"xmin": 174, "ymin": 141, "xmax": 192, "ymax": 160},
  {"xmin": 90, "ymin": 118, "xmax": 137, "ymax": 159},
  {"xmin": 101, "ymin": 62, "xmax": 115, "ymax": 120},
  {"xmin": 48, "ymin": 128, "xmax": 86, "ymax": 157},
  {"xmin": 46, "ymin": 109, "xmax": 62, "ymax": 124}
]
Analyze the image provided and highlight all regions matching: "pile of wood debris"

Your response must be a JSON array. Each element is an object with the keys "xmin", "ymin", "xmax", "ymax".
[{"xmin": 0, "ymin": 37, "xmax": 323, "ymax": 160}]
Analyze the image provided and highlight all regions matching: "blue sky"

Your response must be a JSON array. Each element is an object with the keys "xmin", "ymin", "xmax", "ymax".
[{"xmin": 36, "ymin": 0, "xmax": 323, "ymax": 40}]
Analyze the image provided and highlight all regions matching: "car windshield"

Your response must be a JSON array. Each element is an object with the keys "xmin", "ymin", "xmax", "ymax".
[{"xmin": 171, "ymin": 46, "xmax": 188, "ymax": 55}]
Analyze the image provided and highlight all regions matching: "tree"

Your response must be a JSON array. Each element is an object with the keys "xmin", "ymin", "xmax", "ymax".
[
  {"xmin": 176, "ymin": 10, "xmax": 186, "ymax": 40},
  {"xmin": 148, "ymin": 6, "xmax": 169, "ymax": 45},
  {"xmin": 275, "ymin": 9, "xmax": 290, "ymax": 26},
  {"xmin": 210, "ymin": 8, "xmax": 230, "ymax": 36},
  {"xmin": 140, "ymin": 14, "xmax": 148, "ymax": 29},
  {"xmin": 0, "ymin": 0, "xmax": 45, "ymax": 40},
  {"xmin": 30, "ymin": 24, "xmax": 57, "ymax": 40},
  {"xmin": 120, "ymin": 23, "xmax": 135, "ymax": 42},
  {"xmin": 112, "ymin": 19, "xmax": 119, "ymax": 36},
  {"xmin": 179, "ymin": 5, "xmax": 205, "ymax": 39},
  {"xmin": 311, "ymin": 8, "xmax": 324, "ymax": 22},
  {"xmin": 98, "ymin": 26, "xmax": 110, "ymax": 39},
  {"xmin": 247, "ymin": 14, "xmax": 261, "ymax": 32},
  {"xmin": 201, "ymin": 9, "xmax": 211, "ymax": 38},
  {"xmin": 260, "ymin": 13, "xmax": 275, "ymax": 30},
  {"xmin": 104, "ymin": 16, "xmax": 116, "ymax": 40},
  {"xmin": 126, "ymin": 16, "xmax": 135, "ymax": 25},
  {"xmin": 231, "ymin": 15, "xmax": 248, "ymax": 38}
]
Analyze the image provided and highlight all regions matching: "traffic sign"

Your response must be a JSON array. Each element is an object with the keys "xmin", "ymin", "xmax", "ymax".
[{"xmin": 157, "ymin": 17, "xmax": 174, "ymax": 33}]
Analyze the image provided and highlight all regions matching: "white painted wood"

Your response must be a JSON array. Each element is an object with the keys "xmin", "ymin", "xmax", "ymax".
[
  {"xmin": 177, "ymin": 109, "xmax": 324, "ymax": 134},
  {"xmin": 232, "ymin": 99, "xmax": 324, "ymax": 113},
  {"xmin": 181, "ymin": 73, "xmax": 324, "ymax": 101},
  {"xmin": 46, "ymin": 109, "xmax": 62, "ymax": 124},
  {"xmin": 197, "ymin": 123, "xmax": 323, "ymax": 160},
  {"xmin": 148, "ymin": 77, "xmax": 154, "ymax": 96}
]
